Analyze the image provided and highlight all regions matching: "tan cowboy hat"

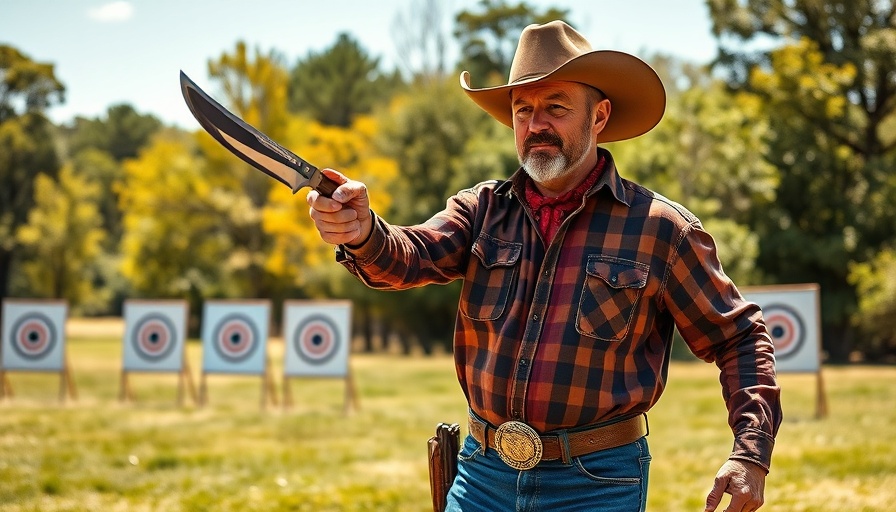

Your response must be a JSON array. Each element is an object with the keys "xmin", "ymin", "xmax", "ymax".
[{"xmin": 460, "ymin": 20, "xmax": 666, "ymax": 143}]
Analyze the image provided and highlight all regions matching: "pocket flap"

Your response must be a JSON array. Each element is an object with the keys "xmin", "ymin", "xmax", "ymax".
[
  {"xmin": 472, "ymin": 234, "xmax": 522, "ymax": 269},
  {"xmin": 586, "ymin": 256, "xmax": 648, "ymax": 289}
]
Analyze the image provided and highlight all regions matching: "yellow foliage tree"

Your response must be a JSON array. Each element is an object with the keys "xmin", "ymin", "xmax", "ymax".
[
  {"xmin": 16, "ymin": 164, "xmax": 106, "ymax": 311},
  {"xmin": 262, "ymin": 114, "xmax": 398, "ymax": 293},
  {"xmin": 118, "ymin": 130, "xmax": 237, "ymax": 299}
]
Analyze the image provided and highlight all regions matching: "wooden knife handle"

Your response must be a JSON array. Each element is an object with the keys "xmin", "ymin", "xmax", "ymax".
[{"xmin": 315, "ymin": 172, "xmax": 340, "ymax": 198}]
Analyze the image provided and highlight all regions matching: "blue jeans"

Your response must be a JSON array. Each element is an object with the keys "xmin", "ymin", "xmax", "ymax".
[{"xmin": 445, "ymin": 432, "xmax": 651, "ymax": 511}]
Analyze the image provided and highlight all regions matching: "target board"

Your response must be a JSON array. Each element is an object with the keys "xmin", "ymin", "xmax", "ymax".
[
  {"xmin": 122, "ymin": 300, "xmax": 187, "ymax": 372},
  {"xmin": 1, "ymin": 300, "xmax": 67, "ymax": 371},
  {"xmin": 201, "ymin": 301, "xmax": 270, "ymax": 375},
  {"xmin": 283, "ymin": 301, "xmax": 351, "ymax": 377},
  {"xmin": 742, "ymin": 284, "xmax": 821, "ymax": 373}
]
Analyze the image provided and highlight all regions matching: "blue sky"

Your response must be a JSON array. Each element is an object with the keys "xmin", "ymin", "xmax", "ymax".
[{"xmin": 1, "ymin": 0, "xmax": 718, "ymax": 128}]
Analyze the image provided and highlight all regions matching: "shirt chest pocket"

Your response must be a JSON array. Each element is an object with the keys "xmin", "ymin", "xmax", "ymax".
[
  {"xmin": 460, "ymin": 234, "xmax": 522, "ymax": 321},
  {"xmin": 577, "ymin": 255, "xmax": 649, "ymax": 342}
]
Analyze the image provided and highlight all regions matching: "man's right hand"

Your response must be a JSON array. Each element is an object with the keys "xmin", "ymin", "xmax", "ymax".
[{"xmin": 306, "ymin": 168, "xmax": 373, "ymax": 247}]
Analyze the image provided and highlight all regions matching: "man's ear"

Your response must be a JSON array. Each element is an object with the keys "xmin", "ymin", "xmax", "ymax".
[{"xmin": 593, "ymin": 99, "xmax": 611, "ymax": 135}]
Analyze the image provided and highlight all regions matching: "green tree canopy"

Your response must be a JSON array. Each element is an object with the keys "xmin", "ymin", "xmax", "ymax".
[
  {"xmin": 0, "ymin": 45, "xmax": 64, "ymax": 300},
  {"xmin": 608, "ymin": 55, "xmax": 777, "ymax": 285},
  {"xmin": 289, "ymin": 33, "xmax": 403, "ymax": 127},
  {"xmin": 454, "ymin": 0, "xmax": 569, "ymax": 86},
  {"xmin": 708, "ymin": 1, "xmax": 896, "ymax": 359},
  {"xmin": 65, "ymin": 103, "xmax": 162, "ymax": 162}
]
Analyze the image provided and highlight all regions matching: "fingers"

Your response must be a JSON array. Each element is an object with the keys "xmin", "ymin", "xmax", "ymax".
[
  {"xmin": 704, "ymin": 460, "xmax": 766, "ymax": 512},
  {"xmin": 704, "ymin": 473, "xmax": 727, "ymax": 512},
  {"xmin": 306, "ymin": 169, "xmax": 372, "ymax": 246},
  {"xmin": 320, "ymin": 168, "xmax": 368, "ymax": 206}
]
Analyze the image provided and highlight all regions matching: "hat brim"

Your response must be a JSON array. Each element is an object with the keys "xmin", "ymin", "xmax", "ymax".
[{"xmin": 460, "ymin": 50, "xmax": 665, "ymax": 143}]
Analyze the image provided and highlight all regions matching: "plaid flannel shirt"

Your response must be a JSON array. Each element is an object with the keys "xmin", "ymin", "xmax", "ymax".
[{"xmin": 336, "ymin": 148, "xmax": 782, "ymax": 470}]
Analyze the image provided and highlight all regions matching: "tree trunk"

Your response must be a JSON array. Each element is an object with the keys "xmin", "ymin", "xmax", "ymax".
[{"xmin": 0, "ymin": 249, "xmax": 11, "ymax": 325}]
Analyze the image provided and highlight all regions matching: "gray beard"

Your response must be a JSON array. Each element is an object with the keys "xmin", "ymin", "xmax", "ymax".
[
  {"xmin": 520, "ymin": 140, "xmax": 594, "ymax": 184},
  {"xmin": 521, "ymin": 151, "xmax": 568, "ymax": 182}
]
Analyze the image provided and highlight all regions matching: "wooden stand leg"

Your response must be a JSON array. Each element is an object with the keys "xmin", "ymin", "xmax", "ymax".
[
  {"xmin": 282, "ymin": 376, "xmax": 293, "ymax": 410},
  {"xmin": 198, "ymin": 373, "xmax": 208, "ymax": 407},
  {"xmin": 261, "ymin": 362, "xmax": 278, "ymax": 410},
  {"xmin": 182, "ymin": 360, "xmax": 197, "ymax": 406},
  {"xmin": 815, "ymin": 369, "xmax": 829, "ymax": 419},
  {"xmin": 344, "ymin": 369, "xmax": 360, "ymax": 415},
  {"xmin": 0, "ymin": 370, "xmax": 11, "ymax": 400},
  {"xmin": 119, "ymin": 371, "xmax": 134, "ymax": 403},
  {"xmin": 60, "ymin": 357, "xmax": 77, "ymax": 403}
]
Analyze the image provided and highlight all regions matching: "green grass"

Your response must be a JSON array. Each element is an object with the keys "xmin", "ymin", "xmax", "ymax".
[{"xmin": 1, "ymin": 337, "xmax": 894, "ymax": 511}]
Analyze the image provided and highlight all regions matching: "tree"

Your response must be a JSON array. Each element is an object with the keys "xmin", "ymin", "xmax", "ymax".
[
  {"xmin": 0, "ymin": 45, "xmax": 64, "ymax": 301},
  {"xmin": 203, "ymin": 42, "xmax": 291, "ymax": 298},
  {"xmin": 708, "ymin": 0, "xmax": 896, "ymax": 360},
  {"xmin": 454, "ymin": 0, "xmax": 569, "ymax": 87},
  {"xmin": 392, "ymin": 0, "xmax": 450, "ymax": 83},
  {"xmin": 65, "ymin": 103, "xmax": 161, "ymax": 161},
  {"xmin": 262, "ymin": 114, "xmax": 400, "ymax": 345},
  {"xmin": 15, "ymin": 165, "xmax": 107, "ymax": 313},
  {"xmin": 607, "ymin": 55, "xmax": 777, "ymax": 285},
  {"xmin": 288, "ymin": 33, "xmax": 403, "ymax": 127},
  {"xmin": 119, "ymin": 130, "xmax": 237, "ymax": 302},
  {"xmin": 849, "ymin": 247, "xmax": 896, "ymax": 360}
]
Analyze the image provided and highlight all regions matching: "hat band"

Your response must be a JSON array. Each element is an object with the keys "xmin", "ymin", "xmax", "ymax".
[{"xmin": 511, "ymin": 72, "xmax": 550, "ymax": 84}]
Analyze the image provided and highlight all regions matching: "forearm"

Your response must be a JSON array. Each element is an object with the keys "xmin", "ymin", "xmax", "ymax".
[
  {"xmin": 717, "ymin": 325, "xmax": 782, "ymax": 471},
  {"xmin": 336, "ymin": 209, "xmax": 471, "ymax": 289}
]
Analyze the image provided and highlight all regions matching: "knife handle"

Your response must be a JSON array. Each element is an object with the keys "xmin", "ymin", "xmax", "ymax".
[{"xmin": 315, "ymin": 173, "xmax": 340, "ymax": 198}]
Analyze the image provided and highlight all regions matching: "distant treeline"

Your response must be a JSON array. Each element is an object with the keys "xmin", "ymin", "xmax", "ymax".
[{"xmin": 1, "ymin": 1, "xmax": 894, "ymax": 361}]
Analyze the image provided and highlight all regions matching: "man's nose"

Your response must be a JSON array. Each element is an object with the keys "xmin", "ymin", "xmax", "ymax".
[{"xmin": 527, "ymin": 109, "xmax": 552, "ymax": 132}]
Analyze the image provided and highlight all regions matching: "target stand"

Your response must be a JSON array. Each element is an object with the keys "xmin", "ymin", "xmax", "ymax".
[
  {"xmin": 281, "ymin": 300, "xmax": 359, "ymax": 414},
  {"xmin": 199, "ymin": 300, "xmax": 277, "ymax": 410},
  {"xmin": 1, "ymin": 299, "xmax": 77, "ymax": 403},
  {"xmin": 743, "ymin": 283, "xmax": 828, "ymax": 419},
  {"xmin": 119, "ymin": 300, "xmax": 197, "ymax": 406}
]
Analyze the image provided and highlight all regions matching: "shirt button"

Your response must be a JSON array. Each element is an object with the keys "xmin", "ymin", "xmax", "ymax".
[
  {"xmin": 520, "ymin": 359, "xmax": 528, "ymax": 367},
  {"xmin": 610, "ymin": 275, "xmax": 618, "ymax": 283},
  {"xmin": 532, "ymin": 313, "xmax": 539, "ymax": 321}
]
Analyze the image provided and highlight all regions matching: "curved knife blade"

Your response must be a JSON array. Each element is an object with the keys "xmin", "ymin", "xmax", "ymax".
[{"xmin": 179, "ymin": 70, "xmax": 338, "ymax": 197}]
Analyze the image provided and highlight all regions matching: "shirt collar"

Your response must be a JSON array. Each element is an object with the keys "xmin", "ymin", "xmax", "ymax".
[{"xmin": 500, "ymin": 148, "xmax": 631, "ymax": 207}]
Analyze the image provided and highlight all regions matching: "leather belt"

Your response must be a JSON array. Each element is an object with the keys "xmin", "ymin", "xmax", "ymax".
[{"xmin": 468, "ymin": 413, "xmax": 648, "ymax": 470}]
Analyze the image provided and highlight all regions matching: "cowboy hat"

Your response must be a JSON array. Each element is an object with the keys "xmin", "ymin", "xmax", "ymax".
[{"xmin": 460, "ymin": 20, "xmax": 666, "ymax": 143}]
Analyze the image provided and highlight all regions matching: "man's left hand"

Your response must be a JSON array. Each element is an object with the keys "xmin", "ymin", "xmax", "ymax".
[{"xmin": 703, "ymin": 459, "xmax": 767, "ymax": 512}]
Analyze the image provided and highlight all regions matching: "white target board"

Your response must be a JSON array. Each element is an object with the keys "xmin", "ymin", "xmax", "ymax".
[
  {"xmin": 283, "ymin": 300, "xmax": 351, "ymax": 377},
  {"xmin": 1, "ymin": 300, "xmax": 67, "ymax": 371},
  {"xmin": 122, "ymin": 300, "xmax": 188, "ymax": 372},
  {"xmin": 201, "ymin": 300, "xmax": 270, "ymax": 375},
  {"xmin": 742, "ymin": 284, "xmax": 821, "ymax": 373}
]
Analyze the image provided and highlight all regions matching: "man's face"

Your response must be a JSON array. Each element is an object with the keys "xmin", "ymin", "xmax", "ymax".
[{"xmin": 511, "ymin": 81, "xmax": 599, "ymax": 183}]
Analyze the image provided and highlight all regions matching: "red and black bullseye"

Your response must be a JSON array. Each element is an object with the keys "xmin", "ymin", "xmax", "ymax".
[
  {"xmin": 132, "ymin": 314, "xmax": 176, "ymax": 362},
  {"xmin": 11, "ymin": 313, "xmax": 57, "ymax": 361},
  {"xmin": 212, "ymin": 314, "xmax": 259, "ymax": 362},
  {"xmin": 763, "ymin": 304, "xmax": 804, "ymax": 359},
  {"xmin": 294, "ymin": 315, "xmax": 340, "ymax": 365}
]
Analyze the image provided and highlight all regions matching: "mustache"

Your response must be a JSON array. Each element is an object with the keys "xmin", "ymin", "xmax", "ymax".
[{"xmin": 524, "ymin": 132, "xmax": 563, "ymax": 151}]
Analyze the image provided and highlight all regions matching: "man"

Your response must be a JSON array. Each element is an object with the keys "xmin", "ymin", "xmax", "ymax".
[{"xmin": 307, "ymin": 21, "xmax": 781, "ymax": 512}]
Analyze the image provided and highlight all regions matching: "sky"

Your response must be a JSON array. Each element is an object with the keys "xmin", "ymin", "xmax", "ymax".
[{"xmin": 1, "ymin": 0, "xmax": 719, "ymax": 129}]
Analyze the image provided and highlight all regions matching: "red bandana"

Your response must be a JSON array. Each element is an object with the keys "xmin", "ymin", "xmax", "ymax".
[{"xmin": 523, "ymin": 153, "xmax": 606, "ymax": 244}]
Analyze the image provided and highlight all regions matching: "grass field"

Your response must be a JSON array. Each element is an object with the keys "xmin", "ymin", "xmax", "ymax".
[{"xmin": 1, "ymin": 333, "xmax": 894, "ymax": 511}]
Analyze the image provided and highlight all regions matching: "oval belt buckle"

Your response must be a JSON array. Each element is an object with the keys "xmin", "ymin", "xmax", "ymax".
[{"xmin": 494, "ymin": 420, "xmax": 543, "ymax": 470}]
